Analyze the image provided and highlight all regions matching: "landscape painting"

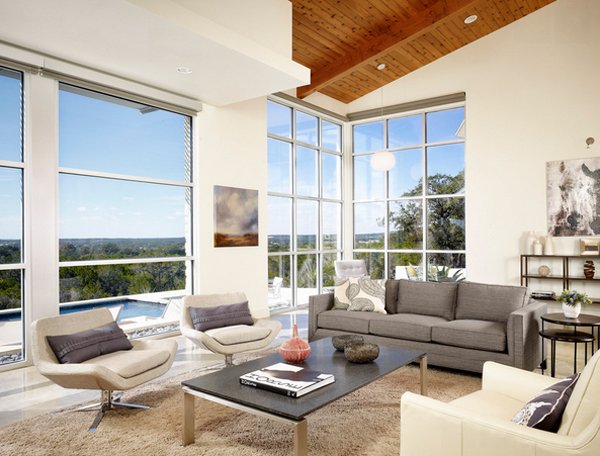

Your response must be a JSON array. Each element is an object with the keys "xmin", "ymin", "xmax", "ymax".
[
  {"xmin": 547, "ymin": 157, "xmax": 600, "ymax": 236},
  {"xmin": 214, "ymin": 185, "xmax": 258, "ymax": 247}
]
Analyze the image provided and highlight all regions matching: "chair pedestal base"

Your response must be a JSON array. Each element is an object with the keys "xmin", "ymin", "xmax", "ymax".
[{"xmin": 75, "ymin": 390, "xmax": 153, "ymax": 432}]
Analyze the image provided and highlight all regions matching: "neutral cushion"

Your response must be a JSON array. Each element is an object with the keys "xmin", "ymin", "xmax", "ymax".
[
  {"xmin": 397, "ymin": 280, "xmax": 458, "ymax": 320},
  {"xmin": 369, "ymin": 313, "xmax": 448, "ymax": 342},
  {"xmin": 455, "ymin": 281, "xmax": 527, "ymax": 322},
  {"xmin": 432, "ymin": 319, "xmax": 507, "ymax": 352},
  {"xmin": 385, "ymin": 279, "xmax": 400, "ymax": 314},
  {"xmin": 512, "ymin": 374, "xmax": 580, "ymax": 432},
  {"xmin": 451, "ymin": 390, "xmax": 524, "ymax": 421},
  {"xmin": 205, "ymin": 324, "xmax": 271, "ymax": 346},
  {"xmin": 83, "ymin": 348, "xmax": 170, "ymax": 379},
  {"xmin": 334, "ymin": 277, "xmax": 387, "ymax": 314},
  {"xmin": 46, "ymin": 321, "xmax": 132, "ymax": 364},
  {"xmin": 318, "ymin": 310, "xmax": 374, "ymax": 334},
  {"xmin": 189, "ymin": 301, "xmax": 254, "ymax": 331}
]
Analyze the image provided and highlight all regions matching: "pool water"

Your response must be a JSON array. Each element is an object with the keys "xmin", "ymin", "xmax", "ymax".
[{"xmin": 0, "ymin": 299, "xmax": 166, "ymax": 322}]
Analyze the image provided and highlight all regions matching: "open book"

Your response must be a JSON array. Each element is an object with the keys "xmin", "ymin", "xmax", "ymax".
[{"xmin": 240, "ymin": 362, "xmax": 335, "ymax": 398}]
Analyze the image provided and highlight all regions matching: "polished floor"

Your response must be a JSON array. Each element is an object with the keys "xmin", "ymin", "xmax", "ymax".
[{"xmin": 0, "ymin": 303, "xmax": 598, "ymax": 429}]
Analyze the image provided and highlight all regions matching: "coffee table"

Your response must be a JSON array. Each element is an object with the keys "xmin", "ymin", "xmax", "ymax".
[{"xmin": 181, "ymin": 338, "xmax": 427, "ymax": 456}]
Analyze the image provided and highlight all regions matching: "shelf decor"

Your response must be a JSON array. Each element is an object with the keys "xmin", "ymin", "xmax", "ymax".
[
  {"xmin": 580, "ymin": 239, "xmax": 600, "ymax": 256},
  {"xmin": 584, "ymin": 260, "xmax": 595, "ymax": 279},
  {"xmin": 557, "ymin": 290, "xmax": 591, "ymax": 319}
]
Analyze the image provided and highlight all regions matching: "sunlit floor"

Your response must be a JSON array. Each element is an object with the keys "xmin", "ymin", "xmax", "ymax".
[{"xmin": 0, "ymin": 302, "xmax": 599, "ymax": 429}]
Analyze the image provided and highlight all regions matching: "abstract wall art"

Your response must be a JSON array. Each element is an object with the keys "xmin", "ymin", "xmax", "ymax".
[
  {"xmin": 547, "ymin": 157, "xmax": 600, "ymax": 236},
  {"xmin": 214, "ymin": 185, "xmax": 259, "ymax": 247}
]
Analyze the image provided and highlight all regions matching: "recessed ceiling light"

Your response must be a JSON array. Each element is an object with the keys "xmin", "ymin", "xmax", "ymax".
[
  {"xmin": 464, "ymin": 15, "xmax": 478, "ymax": 24},
  {"xmin": 176, "ymin": 67, "xmax": 192, "ymax": 74},
  {"xmin": 376, "ymin": 63, "xmax": 386, "ymax": 71}
]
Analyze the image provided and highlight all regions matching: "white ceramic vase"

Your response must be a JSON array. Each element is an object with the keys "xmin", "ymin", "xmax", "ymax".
[
  {"xmin": 562, "ymin": 302, "xmax": 581, "ymax": 319},
  {"xmin": 526, "ymin": 231, "xmax": 537, "ymax": 254},
  {"xmin": 544, "ymin": 235, "xmax": 554, "ymax": 255}
]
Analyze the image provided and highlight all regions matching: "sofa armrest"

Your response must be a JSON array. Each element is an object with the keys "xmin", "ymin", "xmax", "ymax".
[
  {"xmin": 308, "ymin": 293, "xmax": 334, "ymax": 341},
  {"xmin": 400, "ymin": 392, "xmax": 587, "ymax": 456},
  {"xmin": 482, "ymin": 361, "xmax": 558, "ymax": 403},
  {"xmin": 508, "ymin": 299, "xmax": 547, "ymax": 370}
]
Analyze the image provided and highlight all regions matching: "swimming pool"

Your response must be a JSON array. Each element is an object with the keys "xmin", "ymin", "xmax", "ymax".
[{"xmin": 0, "ymin": 298, "xmax": 166, "ymax": 322}]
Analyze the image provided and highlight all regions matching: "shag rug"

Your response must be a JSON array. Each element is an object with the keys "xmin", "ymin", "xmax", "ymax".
[{"xmin": 0, "ymin": 363, "xmax": 481, "ymax": 456}]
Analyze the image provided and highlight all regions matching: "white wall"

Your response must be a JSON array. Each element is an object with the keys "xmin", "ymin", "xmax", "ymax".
[
  {"xmin": 196, "ymin": 98, "xmax": 269, "ymax": 317},
  {"xmin": 342, "ymin": 0, "xmax": 600, "ymax": 286}
]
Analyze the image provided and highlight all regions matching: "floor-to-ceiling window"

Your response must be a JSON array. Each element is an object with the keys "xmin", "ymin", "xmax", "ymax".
[
  {"xmin": 353, "ymin": 104, "xmax": 466, "ymax": 280},
  {"xmin": 0, "ymin": 67, "xmax": 24, "ymax": 365},
  {"xmin": 58, "ymin": 84, "xmax": 194, "ymax": 317},
  {"xmin": 267, "ymin": 99, "xmax": 343, "ymax": 309}
]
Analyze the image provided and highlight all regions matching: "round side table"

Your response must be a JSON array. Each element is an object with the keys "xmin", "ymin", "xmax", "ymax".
[{"xmin": 540, "ymin": 313, "xmax": 600, "ymax": 377}]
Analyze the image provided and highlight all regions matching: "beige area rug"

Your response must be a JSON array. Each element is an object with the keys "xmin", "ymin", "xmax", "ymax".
[{"xmin": 0, "ymin": 364, "xmax": 481, "ymax": 456}]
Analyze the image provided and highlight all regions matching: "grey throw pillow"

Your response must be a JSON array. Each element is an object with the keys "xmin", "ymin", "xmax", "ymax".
[
  {"xmin": 512, "ymin": 374, "xmax": 579, "ymax": 432},
  {"xmin": 455, "ymin": 281, "xmax": 527, "ymax": 322},
  {"xmin": 47, "ymin": 321, "xmax": 132, "ymax": 364},
  {"xmin": 397, "ymin": 280, "xmax": 458, "ymax": 320},
  {"xmin": 189, "ymin": 301, "xmax": 254, "ymax": 331}
]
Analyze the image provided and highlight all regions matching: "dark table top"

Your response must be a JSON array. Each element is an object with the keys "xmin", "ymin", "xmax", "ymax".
[
  {"xmin": 542, "ymin": 312, "xmax": 600, "ymax": 326},
  {"xmin": 539, "ymin": 328, "xmax": 595, "ymax": 342},
  {"xmin": 182, "ymin": 337, "xmax": 425, "ymax": 421}
]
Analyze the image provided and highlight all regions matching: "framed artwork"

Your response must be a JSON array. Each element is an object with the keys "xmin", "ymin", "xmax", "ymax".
[
  {"xmin": 214, "ymin": 185, "xmax": 258, "ymax": 247},
  {"xmin": 580, "ymin": 239, "xmax": 600, "ymax": 256},
  {"xmin": 547, "ymin": 157, "xmax": 600, "ymax": 236}
]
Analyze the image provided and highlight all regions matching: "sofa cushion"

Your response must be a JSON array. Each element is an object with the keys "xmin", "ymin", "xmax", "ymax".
[
  {"xmin": 188, "ymin": 301, "xmax": 254, "ymax": 331},
  {"xmin": 369, "ymin": 313, "xmax": 448, "ymax": 342},
  {"xmin": 455, "ymin": 281, "xmax": 526, "ymax": 323},
  {"xmin": 397, "ymin": 280, "xmax": 457, "ymax": 320},
  {"xmin": 431, "ymin": 319, "xmax": 507, "ymax": 352},
  {"xmin": 512, "ymin": 373, "xmax": 580, "ymax": 432},
  {"xmin": 334, "ymin": 277, "xmax": 387, "ymax": 314},
  {"xmin": 204, "ymin": 324, "xmax": 271, "ymax": 346},
  {"xmin": 46, "ymin": 321, "xmax": 133, "ymax": 364},
  {"xmin": 318, "ymin": 310, "xmax": 374, "ymax": 334},
  {"xmin": 385, "ymin": 279, "xmax": 400, "ymax": 314},
  {"xmin": 83, "ymin": 348, "xmax": 170, "ymax": 379}
]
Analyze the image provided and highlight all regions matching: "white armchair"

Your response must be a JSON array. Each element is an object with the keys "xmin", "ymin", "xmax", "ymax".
[
  {"xmin": 181, "ymin": 292, "xmax": 281, "ymax": 366},
  {"xmin": 400, "ymin": 350, "xmax": 600, "ymax": 455},
  {"xmin": 334, "ymin": 259, "xmax": 367, "ymax": 279}
]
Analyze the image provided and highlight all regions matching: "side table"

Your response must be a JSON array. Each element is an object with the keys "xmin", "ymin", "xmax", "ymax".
[{"xmin": 540, "ymin": 313, "xmax": 600, "ymax": 377}]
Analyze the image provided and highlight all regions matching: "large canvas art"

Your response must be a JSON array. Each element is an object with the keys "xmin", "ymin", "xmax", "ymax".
[
  {"xmin": 214, "ymin": 185, "xmax": 259, "ymax": 247},
  {"xmin": 547, "ymin": 157, "xmax": 600, "ymax": 236}
]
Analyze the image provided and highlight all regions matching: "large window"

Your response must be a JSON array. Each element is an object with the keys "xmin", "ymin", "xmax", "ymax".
[
  {"xmin": 353, "ymin": 105, "xmax": 465, "ymax": 281},
  {"xmin": 58, "ymin": 84, "xmax": 193, "ymax": 312},
  {"xmin": 0, "ymin": 67, "xmax": 24, "ymax": 365},
  {"xmin": 267, "ymin": 99, "xmax": 343, "ymax": 309}
]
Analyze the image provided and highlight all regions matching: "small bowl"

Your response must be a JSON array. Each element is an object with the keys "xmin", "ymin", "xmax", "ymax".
[
  {"xmin": 332, "ymin": 335, "xmax": 364, "ymax": 351},
  {"xmin": 344, "ymin": 343, "xmax": 380, "ymax": 363}
]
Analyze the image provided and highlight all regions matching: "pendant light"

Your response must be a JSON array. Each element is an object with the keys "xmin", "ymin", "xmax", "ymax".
[{"xmin": 370, "ymin": 86, "xmax": 395, "ymax": 172}]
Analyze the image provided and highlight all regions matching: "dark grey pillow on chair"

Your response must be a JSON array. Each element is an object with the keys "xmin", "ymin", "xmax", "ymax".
[
  {"xmin": 47, "ymin": 321, "xmax": 133, "ymax": 364},
  {"xmin": 189, "ymin": 301, "xmax": 254, "ymax": 331}
]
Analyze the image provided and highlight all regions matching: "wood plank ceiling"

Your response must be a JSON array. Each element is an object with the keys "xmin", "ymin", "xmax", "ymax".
[{"xmin": 292, "ymin": 0, "xmax": 556, "ymax": 103}]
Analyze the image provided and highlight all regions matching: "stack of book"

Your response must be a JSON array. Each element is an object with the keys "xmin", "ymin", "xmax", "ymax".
[
  {"xmin": 239, "ymin": 362, "xmax": 335, "ymax": 398},
  {"xmin": 531, "ymin": 290, "xmax": 556, "ymax": 300}
]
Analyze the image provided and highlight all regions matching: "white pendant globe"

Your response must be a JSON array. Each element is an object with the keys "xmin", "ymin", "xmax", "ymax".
[{"xmin": 370, "ymin": 150, "xmax": 396, "ymax": 171}]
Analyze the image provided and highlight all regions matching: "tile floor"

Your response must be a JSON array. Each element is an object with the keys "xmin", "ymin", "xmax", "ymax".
[{"xmin": 0, "ymin": 303, "xmax": 597, "ymax": 429}]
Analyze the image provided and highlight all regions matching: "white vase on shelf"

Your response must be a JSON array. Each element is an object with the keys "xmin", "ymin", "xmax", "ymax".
[
  {"xmin": 526, "ymin": 231, "xmax": 537, "ymax": 254},
  {"xmin": 533, "ymin": 240, "xmax": 543, "ymax": 255},
  {"xmin": 562, "ymin": 303, "xmax": 581, "ymax": 319},
  {"xmin": 544, "ymin": 235, "xmax": 554, "ymax": 255}
]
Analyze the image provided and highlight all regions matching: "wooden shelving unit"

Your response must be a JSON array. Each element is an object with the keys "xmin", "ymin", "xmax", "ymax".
[{"xmin": 520, "ymin": 254, "xmax": 600, "ymax": 301}]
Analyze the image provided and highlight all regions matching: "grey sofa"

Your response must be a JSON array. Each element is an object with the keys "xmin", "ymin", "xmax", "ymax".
[{"xmin": 309, "ymin": 280, "xmax": 547, "ymax": 373}]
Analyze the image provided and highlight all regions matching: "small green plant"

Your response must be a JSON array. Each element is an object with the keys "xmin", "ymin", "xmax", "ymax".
[
  {"xmin": 557, "ymin": 289, "xmax": 592, "ymax": 307},
  {"xmin": 427, "ymin": 265, "xmax": 465, "ymax": 282}
]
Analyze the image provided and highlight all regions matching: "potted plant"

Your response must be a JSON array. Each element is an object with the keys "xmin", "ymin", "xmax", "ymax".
[{"xmin": 557, "ymin": 289, "xmax": 591, "ymax": 318}]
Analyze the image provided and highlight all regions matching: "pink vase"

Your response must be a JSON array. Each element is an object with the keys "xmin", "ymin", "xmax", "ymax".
[{"xmin": 279, "ymin": 324, "xmax": 311, "ymax": 363}]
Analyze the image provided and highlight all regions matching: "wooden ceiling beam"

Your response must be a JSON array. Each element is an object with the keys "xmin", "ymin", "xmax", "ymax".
[{"xmin": 296, "ymin": 0, "xmax": 480, "ymax": 99}]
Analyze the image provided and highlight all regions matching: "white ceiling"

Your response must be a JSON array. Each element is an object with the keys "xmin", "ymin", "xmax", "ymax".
[{"xmin": 0, "ymin": 0, "xmax": 310, "ymax": 106}]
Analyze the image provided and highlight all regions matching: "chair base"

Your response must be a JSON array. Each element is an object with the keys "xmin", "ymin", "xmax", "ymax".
[{"xmin": 75, "ymin": 390, "xmax": 153, "ymax": 432}]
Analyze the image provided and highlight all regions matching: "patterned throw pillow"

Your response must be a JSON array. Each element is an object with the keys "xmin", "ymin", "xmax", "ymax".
[
  {"xmin": 511, "ymin": 373, "xmax": 579, "ymax": 432},
  {"xmin": 334, "ymin": 277, "xmax": 387, "ymax": 314}
]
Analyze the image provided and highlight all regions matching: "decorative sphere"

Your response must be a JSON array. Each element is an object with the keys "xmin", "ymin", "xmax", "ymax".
[
  {"xmin": 370, "ymin": 151, "xmax": 396, "ymax": 171},
  {"xmin": 279, "ymin": 337, "xmax": 311, "ymax": 363}
]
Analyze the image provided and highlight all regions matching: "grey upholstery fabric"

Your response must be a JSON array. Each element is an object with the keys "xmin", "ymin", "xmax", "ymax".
[
  {"xmin": 385, "ymin": 279, "xmax": 400, "ymax": 314},
  {"xmin": 397, "ymin": 280, "xmax": 458, "ymax": 320},
  {"xmin": 318, "ymin": 310, "xmax": 373, "ymax": 334},
  {"xmin": 432, "ymin": 319, "xmax": 507, "ymax": 352},
  {"xmin": 456, "ymin": 281, "xmax": 527, "ymax": 322},
  {"xmin": 369, "ymin": 313, "xmax": 448, "ymax": 342},
  {"xmin": 188, "ymin": 300, "xmax": 253, "ymax": 331},
  {"xmin": 509, "ymin": 300, "xmax": 547, "ymax": 371},
  {"xmin": 46, "ymin": 321, "xmax": 132, "ymax": 364},
  {"xmin": 308, "ymin": 293, "xmax": 334, "ymax": 341}
]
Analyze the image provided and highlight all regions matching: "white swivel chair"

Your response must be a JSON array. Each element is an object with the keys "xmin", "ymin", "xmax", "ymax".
[
  {"xmin": 31, "ymin": 308, "xmax": 177, "ymax": 432},
  {"xmin": 401, "ymin": 349, "xmax": 600, "ymax": 456},
  {"xmin": 181, "ymin": 292, "xmax": 281, "ymax": 366},
  {"xmin": 334, "ymin": 259, "xmax": 368, "ymax": 279}
]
